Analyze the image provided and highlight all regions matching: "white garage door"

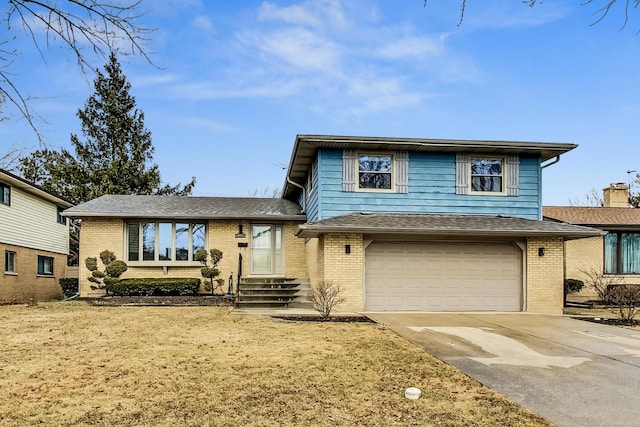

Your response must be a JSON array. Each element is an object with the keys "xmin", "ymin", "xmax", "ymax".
[{"xmin": 365, "ymin": 241, "xmax": 522, "ymax": 312}]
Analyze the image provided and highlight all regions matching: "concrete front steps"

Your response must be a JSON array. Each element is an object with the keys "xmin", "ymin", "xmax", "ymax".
[{"xmin": 236, "ymin": 277, "xmax": 312, "ymax": 309}]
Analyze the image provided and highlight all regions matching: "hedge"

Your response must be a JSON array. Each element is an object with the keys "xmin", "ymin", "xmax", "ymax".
[
  {"xmin": 59, "ymin": 278, "xmax": 79, "ymax": 298},
  {"xmin": 106, "ymin": 278, "xmax": 201, "ymax": 296}
]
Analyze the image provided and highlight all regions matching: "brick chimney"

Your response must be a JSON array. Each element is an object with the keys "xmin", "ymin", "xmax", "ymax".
[{"xmin": 603, "ymin": 183, "xmax": 629, "ymax": 207}]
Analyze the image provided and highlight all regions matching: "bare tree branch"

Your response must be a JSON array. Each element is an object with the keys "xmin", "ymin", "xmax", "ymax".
[
  {"xmin": 1, "ymin": 0, "xmax": 154, "ymax": 143},
  {"xmin": 425, "ymin": 0, "xmax": 640, "ymax": 32}
]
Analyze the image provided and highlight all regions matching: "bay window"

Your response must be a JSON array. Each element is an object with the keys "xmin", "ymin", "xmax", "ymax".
[{"xmin": 127, "ymin": 222, "xmax": 206, "ymax": 263}]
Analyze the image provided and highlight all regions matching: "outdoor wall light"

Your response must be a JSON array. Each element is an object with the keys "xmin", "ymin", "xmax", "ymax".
[
  {"xmin": 345, "ymin": 244, "xmax": 351, "ymax": 254},
  {"xmin": 235, "ymin": 224, "xmax": 246, "ymax": 239},
  {"xmin": 538, "ymin": 247, "xmax": 545, "ymax": 257}
]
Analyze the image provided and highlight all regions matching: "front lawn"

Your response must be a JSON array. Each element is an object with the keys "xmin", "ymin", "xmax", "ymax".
[{"xmin": 0, "ymin": 302, "xmax": 550, "ymax": 426}]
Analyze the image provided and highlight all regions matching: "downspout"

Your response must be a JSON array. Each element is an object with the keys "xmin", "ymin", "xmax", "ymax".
[
  {"xmin": 541, "ymin": 155, "xmax": 561, "ymax": 169},
  {"xmin": 286, "ymin": 175, "xmax": 306, "ymax": 214}
]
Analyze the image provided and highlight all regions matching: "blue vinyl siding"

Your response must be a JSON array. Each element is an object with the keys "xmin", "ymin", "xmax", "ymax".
[{"xmin": 307, "ymin": 149, "xmax": 541, "ymax": 221}]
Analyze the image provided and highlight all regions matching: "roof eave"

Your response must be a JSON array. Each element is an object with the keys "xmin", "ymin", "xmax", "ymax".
[
  {"xmin": 282, "ymin": 134, "xmax": 577, "ymax": 199},
  {"xmin": 295, "ymin": 226, "xmax": 604, "ymax": 239},
  {"xmin": 0, "ymin": 170, "xmax": 73, "ymax": 208},
  {"xmin": 63, "ymin": 212, "xmax": 307, "ymax": 221}
]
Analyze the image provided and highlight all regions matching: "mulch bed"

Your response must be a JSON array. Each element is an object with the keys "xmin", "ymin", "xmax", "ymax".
[
  {"xmin": 89, "ymin": 295, "xmax": 235, "ymax": 307},
  {"xmin": 271, "ymin": 315, "xmax": 374, "ymax": 323},
  {"xmin": 572, "ymin": 316, "xmax": 640, "ymax": 327}
]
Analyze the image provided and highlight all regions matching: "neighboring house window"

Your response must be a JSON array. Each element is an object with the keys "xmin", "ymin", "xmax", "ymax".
[
  {"xmin": 604, "ymin": 232, "xmax": 640, "ymax": 274},
  {"xmin": 0, "ymin": 182, "xmax": 10, "ymax": 205},
  {"xmin": 358, "ymin": 154, "xmax": 393, "ymax": 190},
  {"xmin": 37, "ymin": 256, "xmax": 54, "ymax": 276},
  {"xmin": 5, "ymin": 251, "xmax": 16, "ymax": 273},
  {"xmin": 57, "ymin": 207, "xmax": 66, "ymax": 224},
  {"xmin": 127, "ymin": 222, "xmax": 206, "ymax": 262},
  {"xmin": 471, "ymin": 158, "xmax": 503, "ymax": 192}
]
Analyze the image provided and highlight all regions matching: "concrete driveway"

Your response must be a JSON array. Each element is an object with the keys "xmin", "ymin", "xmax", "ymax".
[{"xmin": 367, "ymin": 312, "xmax": 640, "ymax": 427}]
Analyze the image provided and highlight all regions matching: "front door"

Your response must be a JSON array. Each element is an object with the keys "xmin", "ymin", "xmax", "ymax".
[{"xmin": 250, "ymin": 224, "xmax": 283, "ymax": 275}]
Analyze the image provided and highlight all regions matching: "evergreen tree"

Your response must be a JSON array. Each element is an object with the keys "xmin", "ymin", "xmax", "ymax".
[{"xmin": 19, "ymin": 53, "xmax": 195, "ymax": 205}]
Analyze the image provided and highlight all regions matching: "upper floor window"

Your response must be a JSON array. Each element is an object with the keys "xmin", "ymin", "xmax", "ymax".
[
  {"xmin": 5, "ymin": 251, "xmax": 16, "ymax": 273},
  {"xmin": 358, "ymin": 154, "xmax": 393, "ymax": 190},
  {"xmin": 37, "ymin": 255, "xmax": 54, "ymax": 276},
  {"xmin": 605, "ymin": 232, "xmax": 640, "ymax": 275},
  {"xmin": 0, "ymin": 182, "xmax": 10, "ymax": 206},
  {"xmin": 127, "ymin": 221, "xmax": 206, "ymax": 263},
  {"xmin": 57, "ymin": 207, "xmax": 66, "ymax": 224},
  {"xmin": 471, "ymin": 158, "xmax": 503, "ymax": 193},
  {"xmin": 456, "ymin": 153, "xmax": 519, "ymax": 196}
]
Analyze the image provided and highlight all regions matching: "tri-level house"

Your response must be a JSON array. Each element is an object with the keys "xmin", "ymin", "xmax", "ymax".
[
  {"xmin": 0, "ymin": 168, "xmax": 72, "ymax": 301},
  {"xmin": 64, "ymin": 135, "xmax": 602, "ymax": 314}
]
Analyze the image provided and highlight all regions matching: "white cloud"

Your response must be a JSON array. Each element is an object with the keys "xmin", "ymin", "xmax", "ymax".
[
  {"xmin": 258, "ymin": 0, "xmax": 350, "ymax": 31},
  {"xmin": 180, "ymin": 117, "xmax": 236, "ymax": 132},
  {"xmin": 192, "ymin": 15, "xmax": 214, "ymax": 33},
  {"xmin": 376, "ymin": 36, "xmax": 447, "ymax": 60},
  {"xmin": 156, "ymin": 0, "xmax": 478, "ymax": 118},
  {"xmin": 236, "ymin": 27, "xmax": 341, "ymax": 72}
]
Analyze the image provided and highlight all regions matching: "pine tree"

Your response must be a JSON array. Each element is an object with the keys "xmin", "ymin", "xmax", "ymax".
[{"xmin": 19, "ymin": 53, "xmax": 195, "ymax": 205}]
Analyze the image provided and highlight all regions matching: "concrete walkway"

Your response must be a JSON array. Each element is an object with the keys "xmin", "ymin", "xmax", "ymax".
[{"xmin": 367, "ymin": 312, "xmax": 640, "ymax": 427}]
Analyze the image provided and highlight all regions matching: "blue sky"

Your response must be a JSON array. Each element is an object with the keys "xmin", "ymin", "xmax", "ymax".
[{"xmin": 2, "ymin": 0, "xmax": 639, "ymax": 205}]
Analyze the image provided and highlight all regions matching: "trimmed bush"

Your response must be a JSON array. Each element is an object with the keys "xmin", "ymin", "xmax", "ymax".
[
  {"xmin": 59, "ymin": 278, "xmax": 79, "ymax": 298},
  {"xmin": 106, "ymin": 278, "xmax": 201, "ymax": 296},
  {"xmin": 565, "ymin": 278, "xmax": 585, "ymax": 294},
  {"xmin": 105, "ymin": 260, "xmax": 128, "ymax": 278}
]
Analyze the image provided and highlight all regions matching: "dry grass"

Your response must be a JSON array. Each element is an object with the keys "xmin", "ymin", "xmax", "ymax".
[{"xmin": 0, "ymin": 302, "xmax": 551, "ymax": 427}]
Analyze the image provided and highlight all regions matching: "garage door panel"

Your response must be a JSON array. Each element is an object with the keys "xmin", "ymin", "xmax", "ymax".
[{"xmin": 365, "ymin": 241, "xmax": 522, "ymax": 312}]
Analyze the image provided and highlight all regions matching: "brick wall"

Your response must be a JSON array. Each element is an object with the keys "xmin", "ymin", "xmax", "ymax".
[
  {"xmin": 79, "ymin": 218, "xmax": 308, "ymax": 297},
  {"xmin": 564, "ymin": 236, "xmax": 603, "ymax": 299},
  {"xmin": 0, "ymin": 243, "xmax": 66, "ymax": 301},
  {"xmin": 526, "ymin": 237, "xmax": 564, "ymax": 314},
  {"xmin": 322, "ymin": 233, "xmax": 364, "ymax": 311},
  {"xmin": 78, "ymin": 218, "xmax": 124, "ymax": 297}
]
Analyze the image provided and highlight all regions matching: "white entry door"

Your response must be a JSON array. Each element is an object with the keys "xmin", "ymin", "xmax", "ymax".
[{"xmin": 250, "ymin": 225, "xmax": 283, "ymax": 275}]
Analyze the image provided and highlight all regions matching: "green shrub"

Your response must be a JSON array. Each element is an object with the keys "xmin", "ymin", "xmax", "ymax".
[
  {"xmin": 59, "ymin": 278, "xmax": 79, "ymax": 298},
  {"xmin": 106, "ymin": 278, "xmax": 201, "ymax": 296},
  {"xmin": 85, "ymin": 257, "xmax": 98, "ymax": 271},
  {"xmin": 565, "ymin": 278, "xmax": 585, "ymax": 294},
  {"xmin": 105, "ymin": 260, "xmax": 128, "ymax": 278},
  {"xmin": 99, "ymin": 250, "xmax": 116, "ymax": 266}
]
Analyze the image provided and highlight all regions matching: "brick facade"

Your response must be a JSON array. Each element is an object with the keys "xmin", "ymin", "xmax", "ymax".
[
  {"xmin": 317, "ymin": 233, "xmax": 364, "ymax": 311},
  {"xmin": 78, "ymin": 218, "xmax": 307, "ymax": 297},
  {"xmin": 1, "ymin": 243, "xmax": 66, "ymax": 301},
  {"xmin": 525, "ymin": 237, "xmax": 565, "ymax": 314}
]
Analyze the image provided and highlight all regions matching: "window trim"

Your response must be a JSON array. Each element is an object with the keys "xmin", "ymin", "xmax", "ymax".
[
  {"xmin": 0, "ymin": 182, "xmax": 10, "ymax": 206},
  {"xmin": 125, "ymin": 221, "xmax": 207, "ymax": 266},
  {"xmin": 355, "ymin": 152, "xmax": 395, "ymax": 193},
  {"xmin": 5, "ymin": 250, "xmax": 16, "ymax": 274},
  {"xmin": 469, "ymin": 157, "xmax": 506, "ymax": 195},
  {"xmin": 37, "ymin": 255, "xmax": 54, "ymax": 276}
]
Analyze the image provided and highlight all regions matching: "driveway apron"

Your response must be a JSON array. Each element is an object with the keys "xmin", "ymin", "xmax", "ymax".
[{"xmin": 367, "ymin": 313, "xmax": 640, "ymax": 427}]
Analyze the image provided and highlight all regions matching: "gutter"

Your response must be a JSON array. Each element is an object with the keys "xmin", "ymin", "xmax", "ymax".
[
  {"xmin": 541, "ymin": 156, "xmax": 561, "ymax": 169},
  {"xmin": 285, "ymin": 175, "xmax": 306, "ymax": 214}
]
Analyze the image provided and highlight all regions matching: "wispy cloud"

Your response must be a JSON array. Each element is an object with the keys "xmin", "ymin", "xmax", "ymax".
[{"xmin": 154, "ymin": 0, "xmax": 477, "ymax": 118}]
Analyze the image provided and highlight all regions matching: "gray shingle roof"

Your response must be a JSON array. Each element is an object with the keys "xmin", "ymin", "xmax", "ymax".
[
  {"xmin": 296, "ymin": 212, "xmax": 604, "ymax": 239},
  {"xmin": 63, "ymin": 195, "xmax": 305, "ymax": 220}
]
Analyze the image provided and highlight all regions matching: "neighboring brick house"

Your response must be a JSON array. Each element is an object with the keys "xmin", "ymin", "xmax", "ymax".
[
  {"xmin": 544, "ymin": 183, "xmax": 640, "ymax": 301},
  {"xmin": 0, "ymin": 168, "xmax": 72, "ymax": 301},
  {"xmin": 65, "ymin": 135, "xmax": 602, "ymax": 314}
]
